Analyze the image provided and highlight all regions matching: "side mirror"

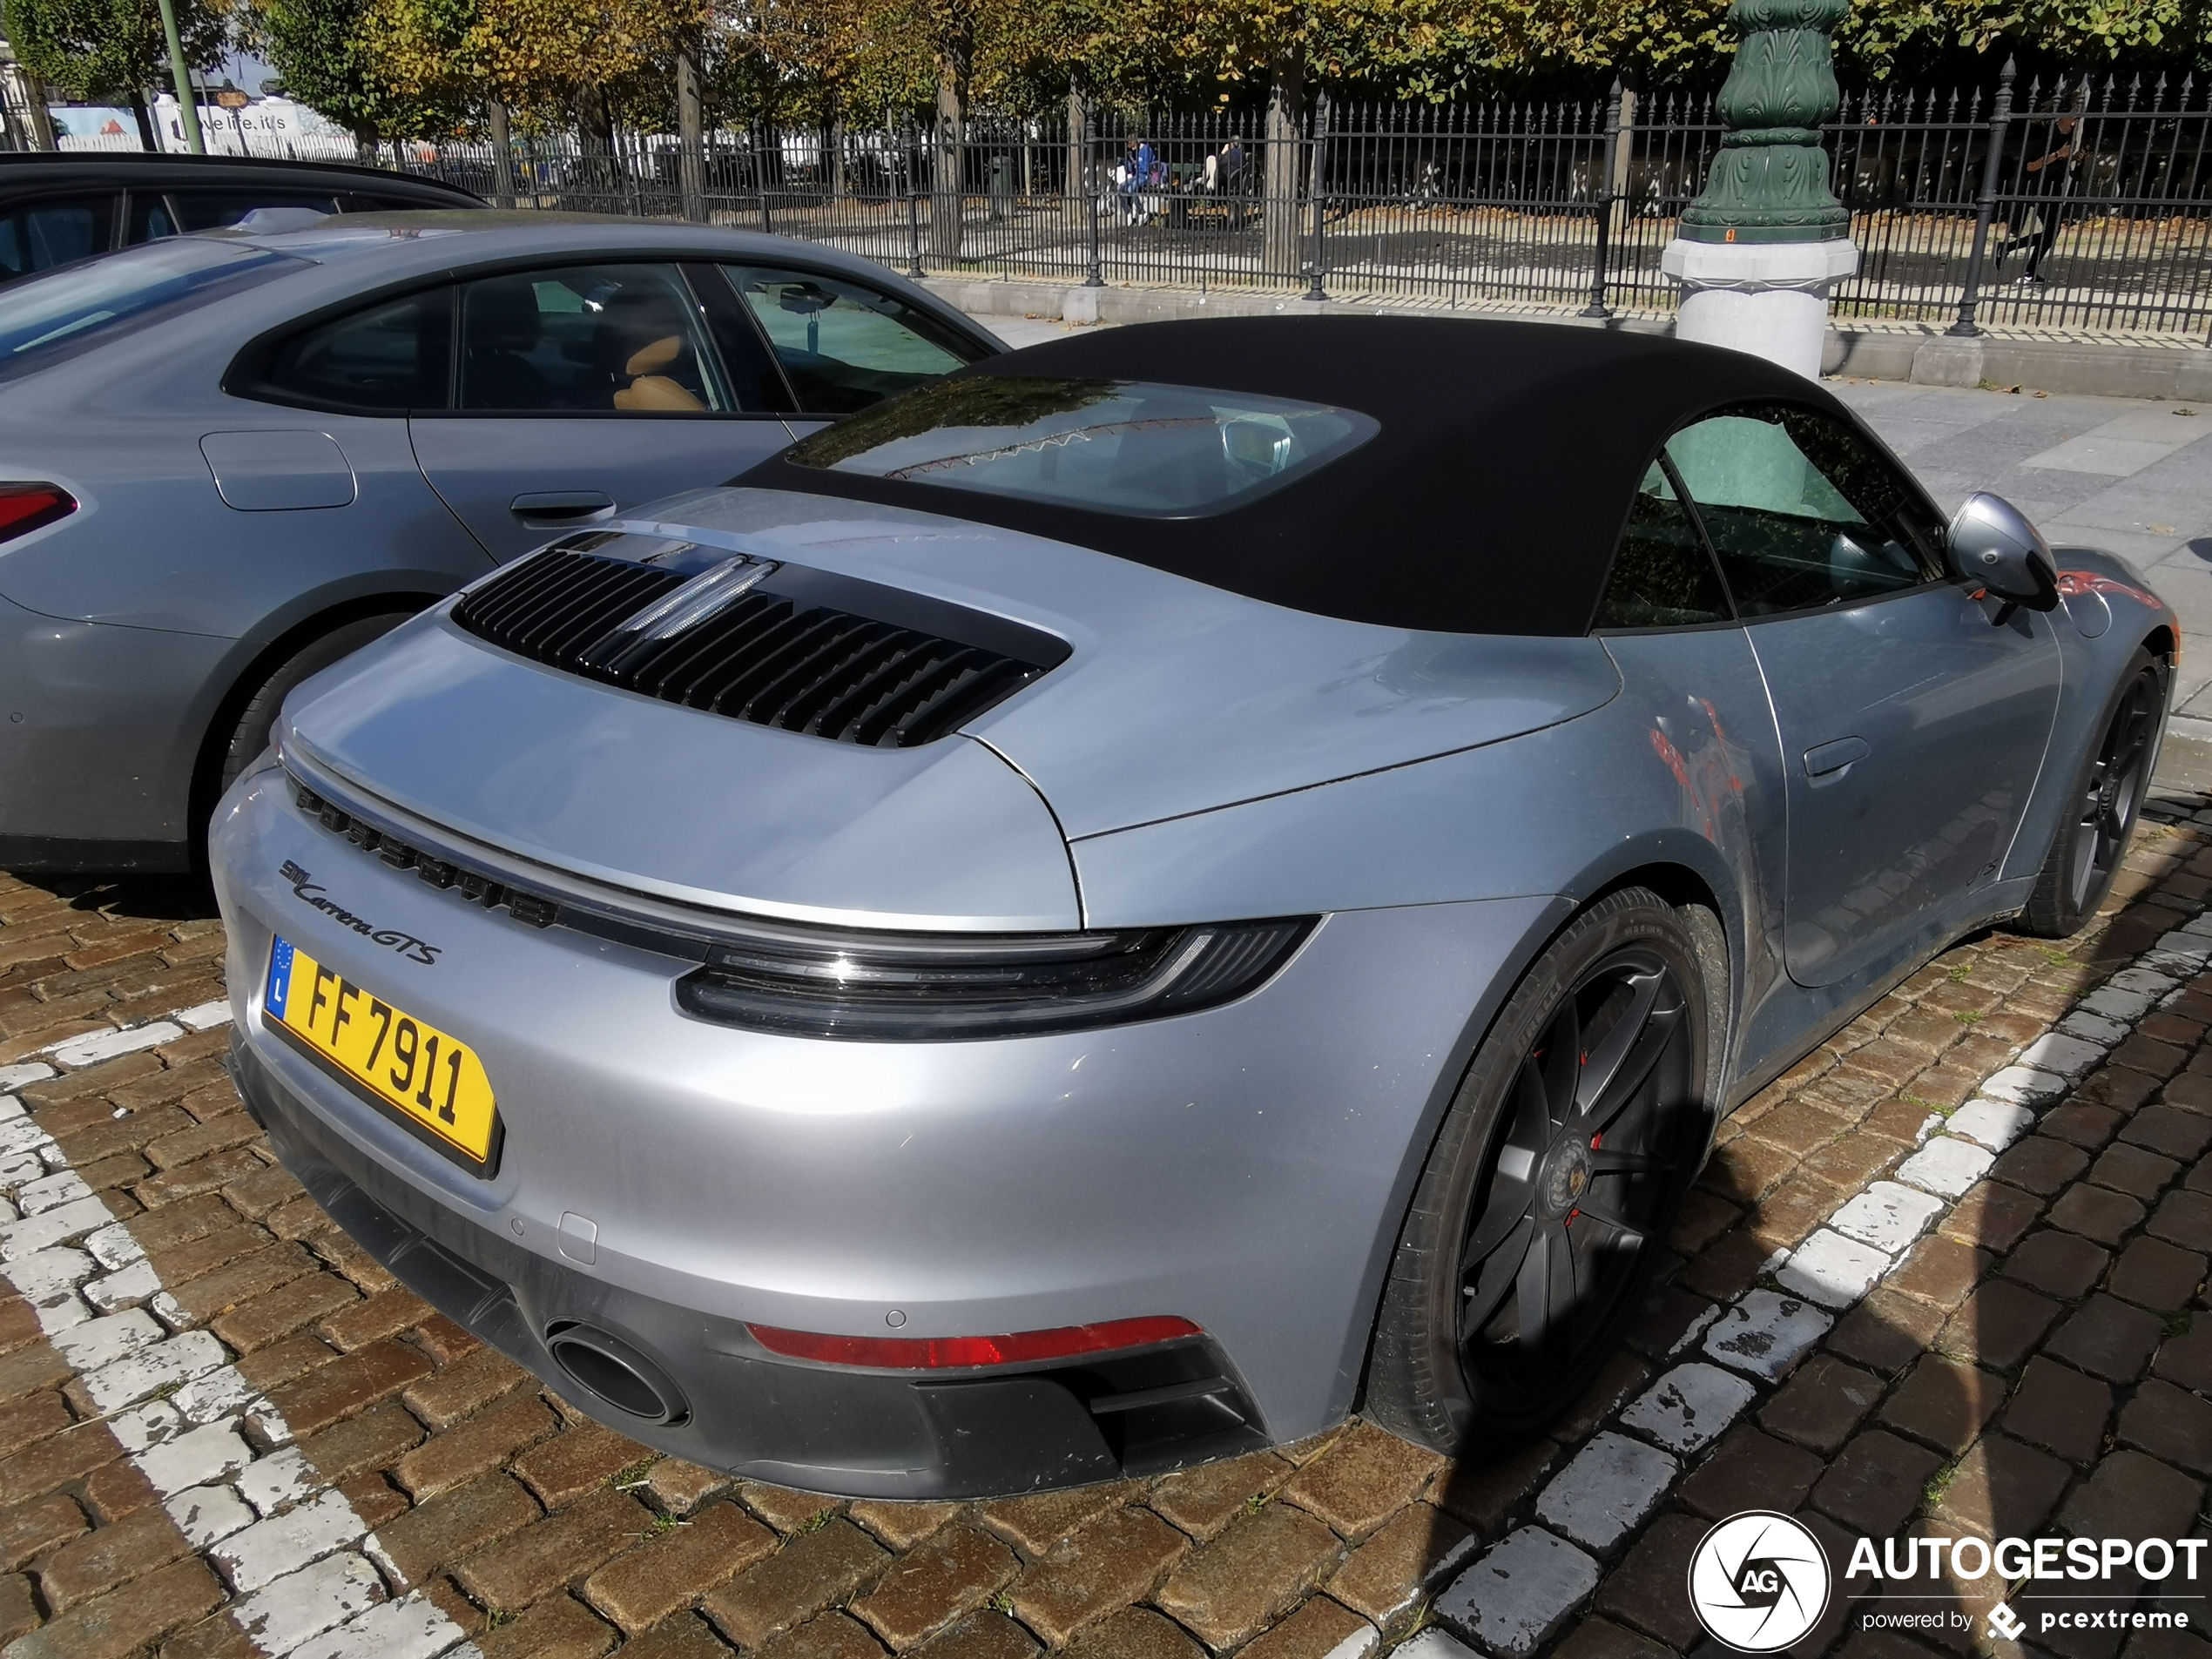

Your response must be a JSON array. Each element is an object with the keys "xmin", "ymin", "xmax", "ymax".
[{"xmin": 1948, "ymin": 492, "xmax": 2060, "ymax": 612}]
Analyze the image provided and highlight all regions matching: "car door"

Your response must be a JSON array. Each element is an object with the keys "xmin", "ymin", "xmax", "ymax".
[
  {"xmin": 409, "ymin": 261, "xmax": 799, "ymax": 561},
  {"xmin": 1663, "ymin": 403, "xmax": 2062, "ymax": 989}
]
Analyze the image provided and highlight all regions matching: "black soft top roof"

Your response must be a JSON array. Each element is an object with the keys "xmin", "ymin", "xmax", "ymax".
[{"xmin": 744, "ymin": 314, "xmax": 1854, "ymax": 637}]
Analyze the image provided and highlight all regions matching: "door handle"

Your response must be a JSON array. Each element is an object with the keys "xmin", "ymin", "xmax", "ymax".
[
  {"xmin": 511, "ymin": 490, "xmax": 614, "ymax": 525},
  {"xmin": 1804, "ymin": 737, "xmax": 1870, "ymax": 779}
]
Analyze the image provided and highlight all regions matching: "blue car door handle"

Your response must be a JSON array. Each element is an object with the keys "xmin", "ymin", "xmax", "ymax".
[
  {"xmin": 511, "ymin": 490, "xmax": 615, "ymax": 524},
  {"xmin": 1804, "ymin": 736, "xmax": 1870, "ymax": 779}
]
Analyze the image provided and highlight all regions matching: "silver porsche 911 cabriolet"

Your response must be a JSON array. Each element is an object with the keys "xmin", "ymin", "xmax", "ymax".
[{"xmin": 209, "ymin": 317, "xmax": 2173, "ymax": 1498}]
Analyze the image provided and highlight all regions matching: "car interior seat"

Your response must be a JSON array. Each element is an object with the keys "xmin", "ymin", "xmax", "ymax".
[
  {"xmin": 604, "ymin": 289, "xmax": 706, "ymax": 412},
  {"xmin": 462, "ymin": 280, "xmax": 556, "ymax": 408}
]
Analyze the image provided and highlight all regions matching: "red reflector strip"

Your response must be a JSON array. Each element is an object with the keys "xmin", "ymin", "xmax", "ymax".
[
  {"xmin": 0, "ymin": 484, "xmax": 74, "ymax": 542},
  {"xmin": 745, "ymin": 1314, "xmax": 1202, "ymax": 1369}
]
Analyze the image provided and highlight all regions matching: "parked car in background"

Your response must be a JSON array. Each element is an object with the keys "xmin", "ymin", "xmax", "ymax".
[
  {"xmin": 0, "ymin": 152, "xmax": 485, "ymax": 284},
  {"xmin": 212, "ymin": 317, "xmax": 2174, "ymax": 1494},
  {"xmin": 0, "ymin": 213, "xmax": 1000, "ymax": 872}
]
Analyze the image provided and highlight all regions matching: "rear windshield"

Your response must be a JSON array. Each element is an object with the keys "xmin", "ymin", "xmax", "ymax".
[
  {"xmin": 0, "ymin": 239, "xmax": 304, "ymax": 380},
  {"xmin": 786, "ymin": 375, "xmax": 1379, "ymax": 518}
]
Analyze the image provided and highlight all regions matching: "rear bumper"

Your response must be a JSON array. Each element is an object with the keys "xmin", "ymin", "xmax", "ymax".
[{"xmin": 233, "ymin": 1035, "xmax": 1265, "ymax": 1497}]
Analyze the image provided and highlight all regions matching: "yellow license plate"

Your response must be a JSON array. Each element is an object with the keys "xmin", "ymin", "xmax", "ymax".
[{"xmin": 263, "ymin": 934, "xmax": 501, "ymax": 1171}]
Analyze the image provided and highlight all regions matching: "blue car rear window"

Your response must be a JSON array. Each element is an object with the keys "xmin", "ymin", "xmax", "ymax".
[
  {"xmin": 0, "ymin": 239, "xmax": 304, "ymax": 380},
  {"xmin": 787, "ymin": 376, "xmax": 1379, "ymax": 519}
]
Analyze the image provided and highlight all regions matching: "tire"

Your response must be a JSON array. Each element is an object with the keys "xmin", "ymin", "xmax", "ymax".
[
  {"xmin": 215, "ymin": 612, "xmax": 416, "ymax": 797},
  {"xmin": 2015, "ymin": 645, "xmax": 2167, "ymax": 940},
  {"xmin": 1366, "ymin": 887, "xmax": 1712, "ymax": 1453}
]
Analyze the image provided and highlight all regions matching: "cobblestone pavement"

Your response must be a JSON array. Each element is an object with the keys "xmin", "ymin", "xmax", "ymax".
[{"xmin": 8, "ymin": 794, "xmax": 2212, "ymax": 1659}]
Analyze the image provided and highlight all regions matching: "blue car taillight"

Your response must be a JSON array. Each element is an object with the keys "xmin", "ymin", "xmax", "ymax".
[{"xmin": 675, "ymin": 915, "xmax": 1314, "ymax": 1041}]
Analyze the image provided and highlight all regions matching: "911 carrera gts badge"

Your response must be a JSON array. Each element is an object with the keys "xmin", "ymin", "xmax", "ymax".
[{"xmin": 279, "ymin": 860, "xmax": 442, "ymax": 965}]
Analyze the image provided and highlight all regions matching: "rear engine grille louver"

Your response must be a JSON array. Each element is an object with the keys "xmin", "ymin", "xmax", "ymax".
[{"xmin": 452, "ymin": 547, "xmax": 1064, "ymax": 748}]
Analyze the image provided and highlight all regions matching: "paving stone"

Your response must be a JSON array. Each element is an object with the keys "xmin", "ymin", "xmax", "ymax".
[
  {"xmin": 0, "ymin": 1490, "xmax": 87, "ymax": 1570},
  {"xmin": 2125, "ymin": 1106, "xmax": 2212, "ymax": 1163},
  {"xmin": 2111, "ymin": 1237, "xmax": 2209, "ymax": 1309},
  {"xmin": 1827, "ymin": 1288, "xmax": 1946, "ymax": 1376},
  {"xmin": 1588, "ymin": 1512, "xmax": 1707, "ymax": 1650},
  {"xmin": 259, "ymin": 1338, "xmax": 431, "ymax": 1438},
  {"xmin": 2088, "ymin": 1144, "xmax": 2182, "ymax": 1204},
  {"xmin": 1936, "ymin": 1281, "xmax": 2063, "ymax": 1369},
  {"xmin": 1994, "ymin": 1136, "xmax": 2093, "ymax": 1195},
  {"xmin": 2004, "ymin": 1356, "xmax": 2115, "ymax": 1464},
  {"xmin": 295, "ymin": 1400, "xmax": 423, "ymax": 1485},
  {"xmin": 1548, "ymin": 1618, "xmax": 1673, "ymax": 1659},
  {"xmin": 1878, "ymin": 1356, "xmax": 2006, "ymax": 1453},
  {"xmin": 1676, "ymin": 1231, "xmax": 1776, "ymax": 1305},
  {"xmin": 2118, "ymin": 1378, "xmax": 2212, "ymax": 1476},
  {"xmin": 1680, "ymin": 1420, "xmax": 1826, "ymax": 1520},
  {"xmin": 0, "ymin": 1415, "xmax": 124, "ymax": 1506},
  {"xmin": 368, "ymin": 1471, "xmax": 542, "ymax": 1589},
  {"xmin": 1060, "ymin": 1608, "xmax": 1204, "ymax": 1659},
  {"xmin": 2155, "ymin": 1325, "xmax": 2212, "ymax": 1392},
  {"xmin": 2, "ymin": 1553, "xmax": 222, "ymax": 1659},
  {"xmin": 1548, "ymin": 1352, "xmax": 1654, "ymax": 1446},
  {"xmin": 1703, "ymin": 1290, "xmax": 1832, "ymax": 1381},
  {"xmin": 392, "ymin": 1393, "xmax": 558, "ymax": 1500},
  {"xmin": 849, "ymin": 1524, "xmax": 1021, "ymax": 1650},
  {"xmin": 2058, "ymin": 1448, "xmax": 2207, "ymax": 1543},
  {"xmin": 702, "ymin": 1518, "xmax": 892, "ymax": 1649},
  {"xmin": 455, "ymin": 1486, "xmax": 655, "ymax": 1614},
  {"xmin": 1153, "ymin": 1501, "xmax": 1344, "ymax": 1649},
  {"xmin": 2151, "ymin": 1190, "xmax": 2212, "ymax": 1251},
  {"xmin": 2047, "ymin": 1293, "xmax": 2166, "ymax": 1382},
  {"xmin": 318, "ymin": 1286, "xmax": 432, "ymax": 1352},
  {"xmin": 1427, "ymin": 1438, "xmax": 1560, "ymax": 1537},
  {"xmin": 1005, "ymin": 1505, "xmax": 1190, "ymax": 1646},
  {"xmin": 473, "ymin": 1588, "xmax": 619, "ymax": 1659},
  {"xmin": 1811, "ymin": 1429, "xmax": 1945, "ymax": 1536},
  {"xmin": 912, "ymin": 1610, "xmax": 1043, "ymax": 1659},
  {"xmin": 1278, "ymin": 1420, "xmax": 1444, "ymax": 1541},
  {"xmin": 516, "ymin": 1423, "xmax": 656, "ymax": 1510},
  {"xmin": 1777, "ymin": 1228, "xmax": 1890, "ymax": 1310},
  {"xmin": 583, "ymin": 1500, "xmax": 779, "ymax": 1634},
  {"xmin": 759, "ymin": 1611, "xmax": 892, "ymax": 1659},
  {"xmin": 1531, "ymin": 1432, "xmax": 1676, "ymax": 1554},
  {"xmin": 974, "ymin": 1482, "xmax": 1140, "ymax": 1559},
  {"xmin": 210, "ymin": 1485, "xmax": 363, "ymax": 1592},
  {"xmin": 849, "ymin": 1501, "xmax": 961, "ymax": 1551},
  {"xmin": 1885, "ymin": 1235, "xmax": 1992, "ymax": 1312},
  {"xmin": 400, "ymin": 1345, "xmax": 532, "ymax": 1430},
  {"xmin": 1942, "ymin": 1181, "xmax": 2045, "ymax": 1251},
  {"xmin": 35, "ymin": 1501, "xmax": 191, "ymax": 1610},
  {"xmin": 1234, "ymin": 1595, "xmax": 1374, "ymax": 1659},
  {"xmin": 1433, "ymin": 1526, "xmax": 1600, "ymax": 1659},
  {"xmin": 741, "ymin": 1482, "xmax": 844, "ymax": 1534},
  {"xmin": 1897, "ymin": 1136, "xmax": 2000, "ymax": 1197},
  {"xmin": 1949, "ymin": 1100, "xmax": 2040, "ymax": 1152},
  {"xmin": 1831, "ymin": 1182, "xmax": 1949, "ymax": 1255},
  {"xmin": 1760, "ymin": 1354, "xmax": 1886, "ymax": 1453},
  {"xmin": 1326, "ymin": 1503, "xmax": 1474, "ymax": 1632},
  {"xmin": 1144, "ymin": 1452, "xmax": 1294, "ymax": 1543},
  {"xmin": 1617, "ymin": 1361, "xmax": 1756, "ymax": 1454},
  {"xmin": 2006, "ymin": 1229, "xmax": 2114, "ymax": 1298}
]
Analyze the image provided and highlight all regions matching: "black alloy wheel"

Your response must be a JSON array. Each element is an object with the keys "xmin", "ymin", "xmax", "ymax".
[
  {"xmin": 1367, "ymin": 888, "xmax": 1712, "ymax": 1453},
  {"xmin": 2020, "ymin": 646, "xmax": 2166, "ymax": 939}
]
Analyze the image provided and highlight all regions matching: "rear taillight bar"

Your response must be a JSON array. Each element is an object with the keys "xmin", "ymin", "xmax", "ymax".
[
  {"xmin": 0, "ymin": 483, "xmax": 74, "ymax": 543},
  {"xmin": 745, "ymin": 1315, "xmax": 1202, "ymax": 1370}
]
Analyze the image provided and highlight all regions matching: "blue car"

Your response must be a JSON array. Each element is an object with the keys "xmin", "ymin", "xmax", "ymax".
[
  {"xmin": 212, "ymin": 318, "xmax": 2170, "ymax": 1494},
  {"xmin": 0, "ymin": 212, "xmax": 1000, "ymax": 871}
]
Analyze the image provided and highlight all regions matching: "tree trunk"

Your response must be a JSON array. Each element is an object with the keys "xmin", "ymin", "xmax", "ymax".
[
  {"xmin": 1065, "ymin": 81, "xmax": 1083, "ymax": 217},
  {"xmin": 929, "ymin": 52, "xmax": 965, "ymax": 260},
  {"xmin": 487, "ymin": 98, "xmax": 515, "ymax": 207},
  {"xmin": 676, "ymin": 45, "xmax": 705, "ymax": 222},
  {"xmin": 15, "ymin": 69, "xmax": 54, "ymax": 150},
  {"xmin": 830, "ymin": 105, "xmax": 846, "ymax": 202},
  {"xmin": 1608, "ymin": 81, "xmax": 1637, "ymax": 242},
  {"xmin": 1262, "ymin": 43, "xmax": 1305, "ymax": 278},
  {"xmin": 576, "ymin": 84, "xmax": 616, "ymax": 205}
]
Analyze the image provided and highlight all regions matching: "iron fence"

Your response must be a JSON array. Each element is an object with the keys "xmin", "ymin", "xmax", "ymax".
[{"xmin": 367, "ymin": 66, "xmax": 2212, "ymax": 337}]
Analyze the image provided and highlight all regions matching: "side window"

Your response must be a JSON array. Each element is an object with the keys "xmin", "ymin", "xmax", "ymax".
[
  {"xmin": 457, "ymin": 264, "xmax": 732, "ymax": 415},
  {"xmin": 165, "ymin": 191, "xmax": 341, "ymax": 232},
  {"xmin": 721, "ymin": 265, "xmax": 983, "ymax": 414},
  {"xmin": 126, "ymin": 192, "xmax": 178, "ymax": 244},
  {"xmin": 1593, "ymin": 462, "xmax": 1733, "ymax": 631},
  {"xmin": 1665, "ymin": 406, "xmax": 1946, "ymax": 617},
  {"xmin": 0, "ymin": 194, "xmax": 118, "ymax": 282},
  {"xmin": 260, "ymin": 291, "xmax": 451, "ymax": 412}
]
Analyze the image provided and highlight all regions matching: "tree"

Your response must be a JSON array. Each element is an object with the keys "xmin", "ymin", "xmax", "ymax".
[
  {"xmin": 7, "ymin": 0, "xmax": 226, "ymax": 145},
  {"xmin": 245, "ymin": 0, "xmax": 449, "ymax": 142}
]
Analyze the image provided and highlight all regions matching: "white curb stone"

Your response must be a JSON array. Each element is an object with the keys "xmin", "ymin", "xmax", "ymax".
[
  {"xmin": 44, "ymin": 1022, "xmax": 182, "ymax": 1069},
  {"xmin": 17, "ymin": 1170, "xmax": 92, "ymax": 1216},
  {"xmin": 1618, "ymin": 1362, "xmax": 1757, "ymax": 1454},
  {"xmin": 1946, "ymin": 1099, "xmax": 2037, "ymax": 1152},
  {"xmin": 0, "ymin": 1064, "xmax": 53, "ymax": 1090},
  {"xmin": 1393, "ymin": 1629, "xmax": 1482, "ymax": 1659},
  {"xmin": 1434, "ymin": 1527, "xmax": 1601, "ymax": 1657},
  {"xmin": 1704, "ymin": 1290, "xmax": 1832, "ymax": 1381},
  {"xmin": 2060, "ymin": 1009, "xmax": 2129, "ymax": 1047},
  {"xmin": 1665, "ymin": 1301, "xmax": 1723, "ymax": 1358},
  {"xmin": 2084, "ymin": 983, "xmax": 2159, "ymax": 1022},
  {"xmin": 52, "ymin": 1307, "xmax": 163, "ymax": 1372},
  {"xmin": 1777, "ymin": 1230, "xmax": 1890, "ymax": 1309},
  {"xmin": 226, "ymin": 1550, "xmax": 385, "ymax": 1654},
  {"xmin": 291, "ymin": 1592, "xmax": 469, "ymax": 1659},
  {"xmin": 238, "ymin": 1447, "xmax": 320, "ymax": 1517},
  {"xmin": 213, "ymin": 1487, "xmax": 367, "ymax": 1593},
  {"xmin": 109, "ymin": 1399, "xmax": 185, "ymax": 1455},
  {"xmin": 175, "ymin": 1365, "xmax": 260, "ymax": 1426},
  {"xmin": 85, "ymin": 1257, "xmax": 163, "ymax": 1313},
  {"xmin": 137, "ymin": 1419, "xmax": 256, "ymax": 1495},
  {"xmin": 2155, "ymin": 932, "xmax": 2212, "ymax": 963},
  {"xmin": 1828, "ymin": 1182, "xmax": 1946, "ymax": 1254},
  {"xmin": 177, "ymin": 1001, "xmax": 234, "ymax": 1033},
  {"xmin": 0, "ymin": 1194, "xmax": 115, "ymax": 1258},
  {"xmin": 77, "ymin": 1327, "xmax": 226, "ymax": 1413},
  {"xmin": 1978, "ymin": 1067, "xmax": 2068, "ymax": 1108},
  {"xmin": 2017, "ymin": 1033, "xmax": 2107, "ymax": 1082},
  {"xmin": 1534, "ymin": 1431, "xmax": 1677, "ymax": 1551},
  {"xmin": 84, "ymin": 1222, "xmax": 145, "ymax": 1271},
  {"xmin": 1894, "ymin": 1135, "xmax": 1998, "ymax": 1197}
]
